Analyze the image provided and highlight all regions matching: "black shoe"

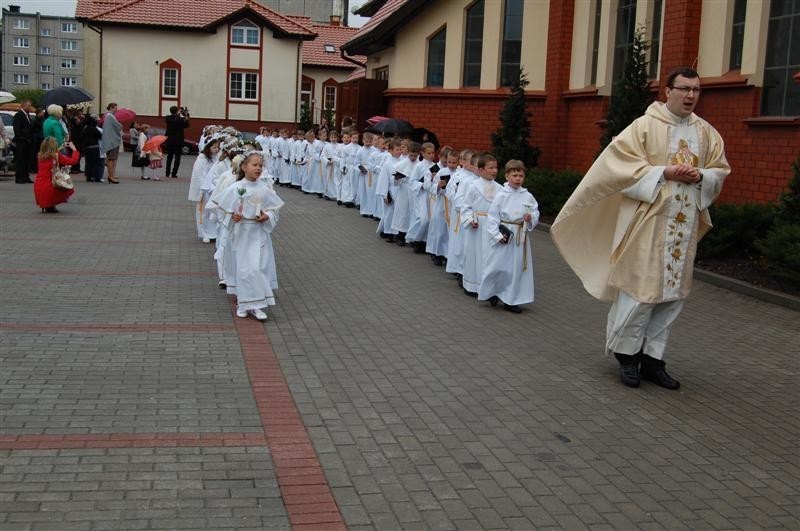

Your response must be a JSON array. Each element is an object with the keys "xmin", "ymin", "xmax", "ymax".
[
  {"xmin": 464, "ymin": 289, "xmax": 477, "ymax": 298},
  {"xmin": 317, "ymin": 193, "xmax": 324, "ymax": 198},
  {"xmin": 615, "ymin": 353, "xmax": 641, "ymax": 388},
  {"xmin": 503, "ymin": 304, "xmax": 521, "ymax": 313},
  {"xmin": 432, "ymin": 257, "xmax": 444, "ymax": 266},
  {"xmin": 344, "ymin": 202, "xmax": 354, "ymax": 208},
  {"xmin": 218, "ymin": 281, "xmax": 227, "ymax": 289},
  {"xmin": 489, "ymin": 296, "xmax": 499, "ymax": 307},
  {"xmin": 385, "ymin": 236, "xmax": 395, "ymax": 243},
  {"xmin": 44, "ymin": 206, "xmax": 59, "ymax": 213},
  {"xmin": 337, "ymin": 200, "xmax": 342, "ymax": 205},
  {"xmin": 412, "ymin": 242, "xmax": 425, "ymax": 254},
  {"xmin": 640, "ymin": 356, "xmax": 680, "ymax": 389}
]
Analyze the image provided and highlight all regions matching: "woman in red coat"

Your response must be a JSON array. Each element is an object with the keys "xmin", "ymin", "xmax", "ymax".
[{"xmin": 34, "ymin": 137, "xmax": 80, "ymax": 213}]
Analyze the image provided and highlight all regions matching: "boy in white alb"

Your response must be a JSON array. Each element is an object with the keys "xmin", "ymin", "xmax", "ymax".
[
  {"xmin": 391, "ymin": 141, "xmax": 420, "ymax": 245},
  {"xmin": 405, "ymin": 142, "xmax": 437, "ymax": 252},
  {"xmin": 478, "ymin": 159, "xmax": 539, "ymax": 313},
  {"xmin": 323, "ymin": 131, "xmax": 339, "ymax": 200},
  {"xmin": 375, "ymin": 137, "xmax": 404, "ymax": 241},
  {"xmin": 446, "ymin": 150, "xmax": 478, "ymax": 278},
  {"xmin": 426, "ymin": 147, "xmax": 458, "ymax": 265},
  {"xmin": 370, "ymin": 136, "xmax": 388, "ymax": 220},
  {"xmin": 308, "ymin": 129, "xmax": 326, "ymax": 197},
  {"xmin": 357, "ymin": 133, "xmax": 376, "ymax": 217},
  {"xmin": 277, "ymin": 129, "xmax": 292, "ymax": 187},
  {"xmin": 460, "ymin": 153, "xmax": 503, "ymax": 296}
]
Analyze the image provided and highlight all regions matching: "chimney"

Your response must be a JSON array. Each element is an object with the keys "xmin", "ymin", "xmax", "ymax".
[
  {"xmin": 329, "ymin": 14, "xmax": 341, "ymax": 26},
  {"xmin": 9, "ymin": 5, "xmax": 21, "ymax": 13}
]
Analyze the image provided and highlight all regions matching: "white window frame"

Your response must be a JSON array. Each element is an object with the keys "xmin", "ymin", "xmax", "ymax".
[
  {"xmin": 40, "ymin": 46, "xmax": 52, "ymax": 55},
  {"xmin": 13, "ymin": 74, "xmax": 30, "ymax": 84},
  {"xmin": 41, "ymin": 83, "xmax": 52, "ymax": 90},
  {"xmin": 61, "ymin": 59, "xmax": 78, "ymax": 69},
  {"xmin": 41, "ymin": 64, "xmax": 52, "ymax": 72},
  {"xmin": 229, "ymin": 72, "xmax": 258, "ymax": 100},
  {"xmin": 41, "ymin": 28, "xmax": 52, "ymax": 36},
  {"xmin": 61, "ymin": 77, "xmax": 77, "ymax": 87},
  {"xmin": 231, "ymin": 19, "xmax": 260, "ymax": 46},
  {"xmin": 13, "ymin": 37, "xmax": 30, "ymax": 48},
  {"xmin": 13, "ymin": 56, "xmax": 30, "ymax": 66},
  {"xmin": 13, "ymin": 19, "xmax": 30, "ymax": 30},
  {"xmin": 61, "ymin": 22, "xmax": 77, "ymax": 33},
  {"xmin": 324, "ymin": 85, "xmax": 337, "ymax": 111},
  {"xmin": 61, "ymin": 40, "xmax": 77, "ymax": 51},
  {"xmin": 162, "ymin": 68, "xmax": 178, "ymax": 97}
]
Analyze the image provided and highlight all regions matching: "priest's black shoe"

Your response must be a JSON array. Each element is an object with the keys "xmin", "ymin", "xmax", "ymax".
[
  {"xmin": 614, "ymin": 353, "xmax": 640, "ymax": 387},
  {"xmin": 640, "ymin": 356, "xmax": 680, "ymax": 389},
  {"xmin": 503, "ymin": 304, "xmax": 521, "ymax": 313}
]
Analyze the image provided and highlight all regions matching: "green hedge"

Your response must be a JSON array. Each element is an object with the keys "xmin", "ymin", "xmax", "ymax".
[
  {"xmin": 756, "ymin": 223, "xmax": 800, "ymax": 284},
  {"xmin": 522, "ymin": 169, "xmax": 583, "ymax": 219},
  {"xmin": 697, "ymin": 202, "xmax": 776, "ymax": 259}
]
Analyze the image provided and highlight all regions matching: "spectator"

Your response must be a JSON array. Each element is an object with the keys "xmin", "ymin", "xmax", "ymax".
[
  {"xmin": 101, "ymin": 102, "xmax": 122, "ymax": 184},
  {"xmin": 164, "ymin": 105, "xmax": 189, "ymax": 178},
  {"xmin": 12, "ymin": 99, "xmax": 34, "ymax": 183}
]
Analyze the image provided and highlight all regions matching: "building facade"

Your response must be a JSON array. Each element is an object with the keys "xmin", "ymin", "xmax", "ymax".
[
  {"xmin": 1, "ymin": 5, "xmax": 85, "ymax": 92},
  {"xmin": 260, "ymin": 0, "xmax": 350, "ymax": 25},
  {"xmin": 343, "ymin": 0, "xmax": 800, "ymax": 204}
]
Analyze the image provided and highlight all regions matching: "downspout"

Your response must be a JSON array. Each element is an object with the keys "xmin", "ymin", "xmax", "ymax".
[
  {"xmin": 295, "ymin": 41, "xmax": 301, "ymax": 125},
  {"xmin": 88, "ymin": 23, "xmax": 102, "ymax": 106},
  {"xmin": 340, "ymin": 48, "xmax": 366, "ymax": 69}
]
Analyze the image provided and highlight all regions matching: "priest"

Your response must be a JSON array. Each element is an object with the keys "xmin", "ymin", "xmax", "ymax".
[{"xmin": 551, "ymin": 67, "xmax": 730, "ymax": 390}]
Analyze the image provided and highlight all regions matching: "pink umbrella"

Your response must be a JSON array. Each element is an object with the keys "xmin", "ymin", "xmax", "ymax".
[
  {"xmin": 366, "ymin": 115, "xmax": 390, "ymax": 126},
  {"xmin": 114, "ymin": 107, "xmax": 136, "ymax": 124},
  {"xmin": 142, "ymin": 135, "xmax": 167, "ymax": 152}
]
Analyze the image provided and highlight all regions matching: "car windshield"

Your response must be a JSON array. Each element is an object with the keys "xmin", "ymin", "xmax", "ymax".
[{"xmin": 1, "ymin": 114, "xmax": 13, "ymax": 126}]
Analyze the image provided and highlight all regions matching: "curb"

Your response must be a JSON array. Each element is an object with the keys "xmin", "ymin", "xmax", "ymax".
[{"xmin": 536, "ymin": 222, "xmax": 799, "ymax": 312}]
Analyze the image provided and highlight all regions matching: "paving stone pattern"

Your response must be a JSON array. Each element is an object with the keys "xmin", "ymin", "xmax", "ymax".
[{"xmin": 1, "ymin": 159, "xmax": 798, "ymax": 530}]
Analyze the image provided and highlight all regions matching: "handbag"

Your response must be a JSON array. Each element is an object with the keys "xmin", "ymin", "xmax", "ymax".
[{"xmin": 51, "ymin": 160, "xmax": 74, "ymax": 191}]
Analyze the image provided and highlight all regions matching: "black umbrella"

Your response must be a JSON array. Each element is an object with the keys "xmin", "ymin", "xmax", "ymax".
[
  {"xmin": 41, "ymin": 86, "xmax": 94, "ymax": 107},
  {"xmin": 368, "ymin": 118, "xmax": 414, "ymax": 137},
  {"xmin": 411, "ymin": 127, "xmax": 440, "ymax": 150}
]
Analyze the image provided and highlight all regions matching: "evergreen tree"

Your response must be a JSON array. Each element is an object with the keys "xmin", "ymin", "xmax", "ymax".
[
  {"xmin": 491, "ymin": 69, "xmax": 540, "ymax": 169},
  {"xmin": 299, "ymin": 104, "xmax": 313, "ymax": 132},
  {"xmin": 600, "ymin": 28, "xmax": 651, "ymax": 150}
]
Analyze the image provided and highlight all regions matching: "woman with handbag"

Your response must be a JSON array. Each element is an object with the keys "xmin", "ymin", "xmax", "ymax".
[{"xmin": 34, "ymin": 137, "xmax": 80, "ymax": 213}]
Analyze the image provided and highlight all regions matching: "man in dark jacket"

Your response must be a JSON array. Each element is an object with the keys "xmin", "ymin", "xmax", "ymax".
[
  {"xmin": 164, "ymin": 105, "xmax": 189, "ymax": 178},
  {"xmin": 12, "ymin": 99, "xmax": 34, "ymax": 183}
]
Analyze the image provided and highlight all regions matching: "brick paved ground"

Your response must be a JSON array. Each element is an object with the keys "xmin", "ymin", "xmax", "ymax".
[{"xmin": 1, "ymin": 157, "xmax": 798, "ymax": 530}]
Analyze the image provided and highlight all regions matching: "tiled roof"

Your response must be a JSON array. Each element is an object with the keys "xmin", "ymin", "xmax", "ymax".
[
  {"xmin": 303, "ymin": 23, "xmax": 365, "ymax": 69},
  {"xmin": 342, "ymin": 0, "xmax": 427, "ymax": 55},
  {"xmin": 76, "ymin": 0, "xmax": 316, "ymax": 38},
  {"xmin": 344, "ymin": 67, "xmax": 366, "ymax": 82}
]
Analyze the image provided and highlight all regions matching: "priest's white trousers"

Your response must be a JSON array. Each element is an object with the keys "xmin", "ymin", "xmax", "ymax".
[{"xmin": 606, "ymin": 291, "xmax": 684, "ymax": 360}]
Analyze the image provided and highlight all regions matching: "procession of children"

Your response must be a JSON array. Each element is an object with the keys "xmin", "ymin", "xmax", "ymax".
[{"xmin": 190, "ymin": 123, "xmax": 540, "ymax": 321}]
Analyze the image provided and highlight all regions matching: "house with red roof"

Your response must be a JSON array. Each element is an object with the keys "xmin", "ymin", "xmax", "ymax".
[
  {"xmin": 75, "ymin": 0, "xmax": 323, "ymax": 136},
  {"xmin": 342, "ymin": 0, "xmax": 799, "ymax": 204}
]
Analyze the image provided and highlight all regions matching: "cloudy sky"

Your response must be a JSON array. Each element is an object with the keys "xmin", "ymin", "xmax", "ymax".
[{"xmin": 2, "ymin": 0, "xmax": 369, "ymax": 26}]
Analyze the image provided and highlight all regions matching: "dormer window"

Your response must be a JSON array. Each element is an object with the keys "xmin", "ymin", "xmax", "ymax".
[
  {"xmin": 231, "ymin": 19, "xmax": 259, "ymax": 46},
  {"xmin": 324, "ymin": 44, "xmax": 335, "ymax": 53}
]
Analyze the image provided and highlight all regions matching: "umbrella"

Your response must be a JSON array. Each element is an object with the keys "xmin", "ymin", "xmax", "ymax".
[
  {"xmin": 41, "ymin": 86, "xmax": 94, "ymax": 107},
  {"xmin": 114, "ymin": 107, "xmax": 136, "ymax": 124},
  {"xmin": 411, "ymin": 127, "xmax": 440, "ymax": 150},
  {"xmin": 366, "ymin": 115, "xmax": 390, "ymax": 126},
  {"xmin": 368, "ymin": 118, "xmax": 414, "ymax": 137},
  {"xmin": 142, "ymin": 135, "xmax": 167, "ymax": 152},
  {"xmin": 0, "ymin": 91, "xmax": 16, "ymax": 104}
]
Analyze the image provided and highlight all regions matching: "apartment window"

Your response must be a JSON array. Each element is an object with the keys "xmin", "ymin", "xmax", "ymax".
[
  {"xmin": 374, "ymin": 67, "xmax": 389, "ymax": 81},
  {"xmin": 13, "ymin": 37, "xmax": 30, "ymax": 48},
  {"xmin": 612, "ymin": 0, "xmax": 637, "ymax": 87},
  {"xmin": 590, "ymin": 0, "xmax": 603, "ymax": 84},
  {"xmin": 762, "ymin": 0, "xmax": 800, "ymax": 116},
  {"xmin": 500, "ymin": 0, "xmax": 524, "ymax": 86},
  {"xmin": 231, "ymin": 20, "xmax": 259, "ymax": 46},
  {"xmin": 13, "ymin": 19, "xmax": 30, "ymax": 29},
  {"xmin": 41, "ymin": 28, "xmax": 52, "ymax": 36},
  {"xmin": 162, "ymin": 68, "xmax": 178, "ymax": 97},
  {"xmin": 13, "ymin": 56, "xmax": 30, "ymax": 66},
  {"xmin": 300, "ymin": 77, "xmax": 313, "ymax": 109},
  {"xmin": 61, "ymin": 40, "xmax": 77, "ymax": 51},
  {"xmin": 462, "ymin": 0, "xmax": 484, "ymax": 87},
  {"xmin": 41, "ymin": 46, "xmax": 52, "ymax": 55},
  {"xmin": 13, "ymin": 74, "xmax": 29, "ymax": 84},
  {"xmin": 41, "ymin": 83, "xmax": 51, "ymax": 90},
  {"xmin": 41, "ymin": 64, "xmax": 52, "ymax": 72},
  {"xmin": 229, "ymin": 72, "xmax": 258, "ymax": 100},
  {"xmin": 729, "ymin": 0, "xmax": 747, "ymax": 70},
  {"xmin": 324, "ymin": 85, "xmax": 336, "ymax": 112},
  {"xmin": 648, "ymin": 0, "xmax": 663, "ymax": 79},
  {"xmin": 426, "ymin": 27, "xmax": 447, "ymax": 87},
  {"xmin": 61, "ymin": 59, "xmax": 78, "ymax": 69},
  {"xmin": 61, "ymin": 77, "xmax": 77, "ymax": 86},
  {"xmin": 62, "ymin": 22, "xmax": 77, "ymax": 33}
]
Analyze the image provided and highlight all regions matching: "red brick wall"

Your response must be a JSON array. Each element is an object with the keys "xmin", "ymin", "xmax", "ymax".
[
  {"xmin": 696, "ymin": 86, "xmax": 799, "ymax": 204},
  {"xmin": 564, "ymin": 95, "xmax": 608, "ymax": 172}
]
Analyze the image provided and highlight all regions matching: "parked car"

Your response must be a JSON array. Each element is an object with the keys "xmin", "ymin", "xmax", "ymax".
[
  {"xmin": 0, "ymin": 110, "xmax": 16, "ymax": 141},
  {"xmin": 122, "ymin": 127, "xmax": 198, "ymax": 155}
]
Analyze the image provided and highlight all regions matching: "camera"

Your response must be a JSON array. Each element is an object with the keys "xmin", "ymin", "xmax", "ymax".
[{"xmin": 180, "ymin": 106, "xmax": 190, "ymax": 117}]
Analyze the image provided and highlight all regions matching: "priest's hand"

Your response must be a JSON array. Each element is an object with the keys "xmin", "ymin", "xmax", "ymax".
[
  {"xmin": 232, "ymin": 213, "xmax": 243, "ymax": 223},
  {"xmin": 665, "ymin": 164, "xmax": 701, "ymax": 184},
  {"xmin": 256, "ymin": 211, "xmax": 269, "ymax": 223}
]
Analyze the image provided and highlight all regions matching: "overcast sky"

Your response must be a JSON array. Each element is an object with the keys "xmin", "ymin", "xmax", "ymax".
[{"xmin": 2, "ymin": 0, "xmax": 369, "ymax": 26}]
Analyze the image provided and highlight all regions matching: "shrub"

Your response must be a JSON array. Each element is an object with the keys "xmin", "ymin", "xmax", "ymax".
[
  {"xmin": 698, "ymin": 202, "xmax": 776, "ymax": 260},
  {"xmin": 524, "ymin": 169, "xmax": 583, "ymax": 219},
  {"xmin": 11, "ymin": 88, "xmax": 45, "ymax": 109},
  {"xmin": 298, "ymin": 104, "xmax": 312, "ymax": 132},
  {"xmin": 491, "ymin": 69, "xmax": 540, "ymax": 169},
  {"xmin": 755, "ymin": 223, "xmax": 800, "ymax": 284}
]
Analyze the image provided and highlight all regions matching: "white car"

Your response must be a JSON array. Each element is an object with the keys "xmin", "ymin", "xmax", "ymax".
[{"xmin": 0, "ymin": 110, "xmax": 16, "ymax": 141}]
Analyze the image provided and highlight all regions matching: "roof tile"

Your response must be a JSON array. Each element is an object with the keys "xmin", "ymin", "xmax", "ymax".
[{"xmin": 303, "ymin": 23, "xmax": 365, "ymax": 69}]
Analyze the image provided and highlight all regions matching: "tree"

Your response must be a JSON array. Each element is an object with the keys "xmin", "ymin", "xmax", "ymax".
[
  {"xmin": 491, "ymin": 69, "xmax": 540, "ymax": 169},
  {"xmin": 322, "ymin": 106, "xmax": 334, "ymax": 131},
  {"xmin": 299, "ymin": 104, "xmax": 313, "ymax": 132},
  {"xmin": 600, "ymin": 28, "xmax": 651, "ymax": 150},
  {"xmin": 11, "ymin": 89, "xmax": 45, "ymax": 109}
]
